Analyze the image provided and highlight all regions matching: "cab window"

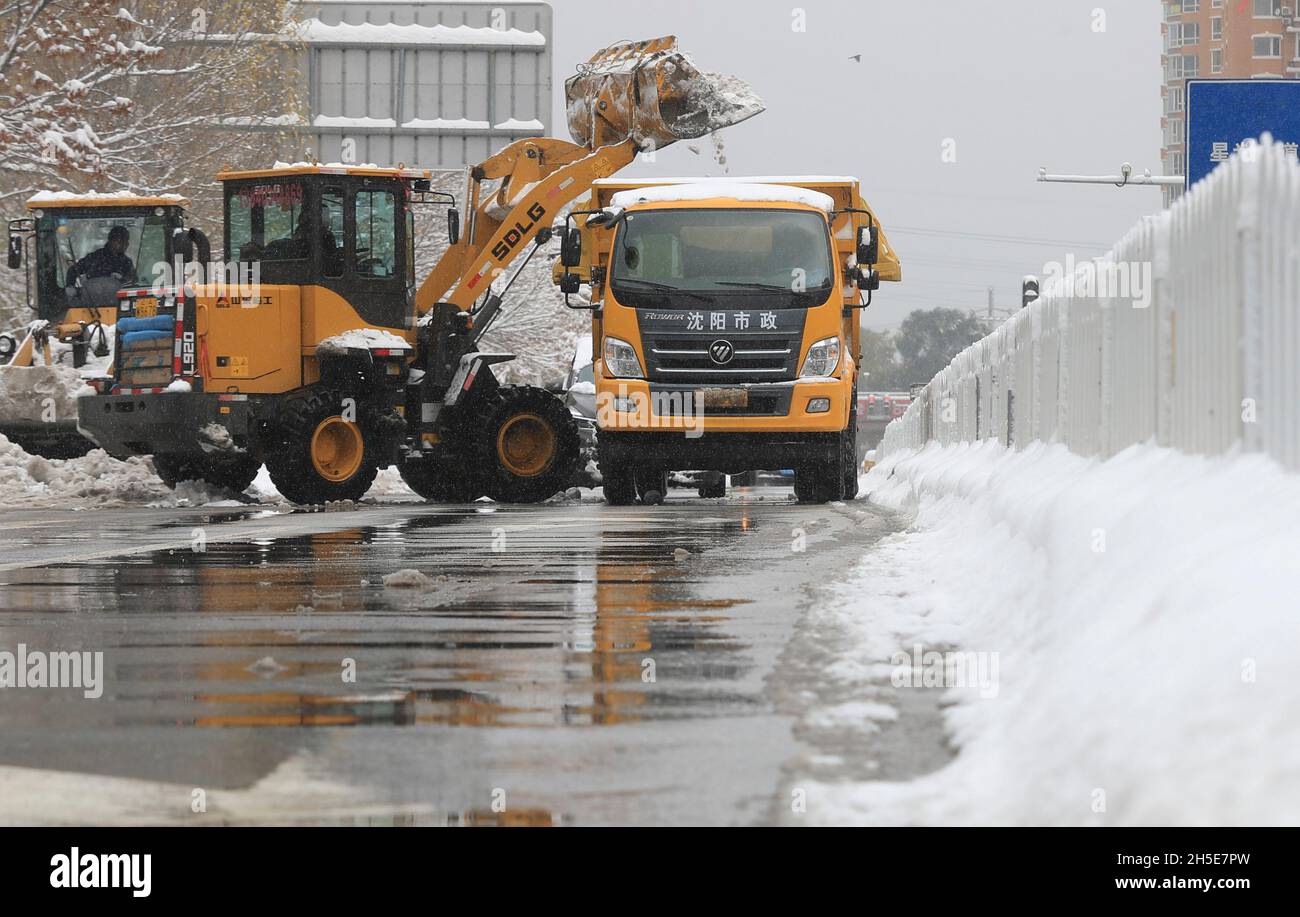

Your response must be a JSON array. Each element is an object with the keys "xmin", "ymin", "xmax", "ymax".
[
  {"xmin": 228, "ymin": 182, "xmax": 307, "ymax": 262},
  {"xmin": 322, "ymin": 188, "xmax": 344, "ymax": 278},
  {"xmin": 355, "ymin": 190, "xmax": 396, "ymax": 279}
]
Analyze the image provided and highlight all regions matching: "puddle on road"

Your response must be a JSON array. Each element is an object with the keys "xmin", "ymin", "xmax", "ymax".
[{"xmin": 0, "ymin": 508, "xmax": 764, "ymax": 735}]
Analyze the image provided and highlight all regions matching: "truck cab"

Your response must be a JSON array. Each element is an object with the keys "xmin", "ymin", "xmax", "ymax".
[{"xmin": 557, "ymin": 177, "xmax": 901, "ymax": 504}]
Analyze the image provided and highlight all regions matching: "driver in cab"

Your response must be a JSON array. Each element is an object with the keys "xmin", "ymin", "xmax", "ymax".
[{"xmin": 65, "ymin": 225, "xmax": 136, "ymax": 299}]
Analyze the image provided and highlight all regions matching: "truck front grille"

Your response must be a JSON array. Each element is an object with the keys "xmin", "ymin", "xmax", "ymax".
[{"xmin": 642, "ymin": 333, "xmax": 799, "ymax": 383}]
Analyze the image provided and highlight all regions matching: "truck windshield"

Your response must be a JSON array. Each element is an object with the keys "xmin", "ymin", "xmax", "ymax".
[{"xmin": 610, "ymin": 208, "xmax": 835, "ymax": 307}]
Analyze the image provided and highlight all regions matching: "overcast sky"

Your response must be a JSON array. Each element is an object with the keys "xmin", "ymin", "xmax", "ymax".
[{"xmin": 547, "ymin": 0, "xmax": 1164, "ymax": 331}]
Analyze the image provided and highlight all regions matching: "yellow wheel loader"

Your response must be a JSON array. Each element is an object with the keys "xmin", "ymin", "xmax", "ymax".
[
  {"xmin": 74, "ymin": 37, "xmax": 763, "ymax": 504},
  {"xmin": 2, "ymin": 192, "xmax": 209, "ymax": 457}
]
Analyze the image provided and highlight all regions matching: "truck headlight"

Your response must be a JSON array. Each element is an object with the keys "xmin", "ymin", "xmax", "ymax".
[
  {"xmin": 603, "ymin": 336, "xmax": 644, "ymax": 379},
  {"xmin": 799, "ymin": 336, "xmax": 841, "ymax": 377}
]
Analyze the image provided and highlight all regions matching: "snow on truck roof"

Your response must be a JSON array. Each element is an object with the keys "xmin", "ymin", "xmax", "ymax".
[
  {"xmin": 608, "ymin": 182, "xmax": 837, "ymax": 212},
  {"xmin": 594, "ymin": 176, "xmax": 858, "ymax": 186},
  {"xmin": 217, "ymin": 163, "xmax": 433, "ymax": 181},
  {"xmin": 27, "ymin": 190, "xmax": 188, "ymax": 209}
]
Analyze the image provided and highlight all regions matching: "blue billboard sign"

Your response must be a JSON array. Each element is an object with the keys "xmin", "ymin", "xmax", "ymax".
[{"xmin": 1185, "ymin": 79, "xmax": 1300, "ymax": 190}]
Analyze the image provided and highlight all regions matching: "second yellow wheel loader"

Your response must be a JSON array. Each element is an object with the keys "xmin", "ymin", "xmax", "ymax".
[
  {"xmin": 2, "ymin": 192, "xmax": 209, "ymax": 457},
  {"xmin": 75, "ymin": 37, "xmax": 763, "ymax": 504}
]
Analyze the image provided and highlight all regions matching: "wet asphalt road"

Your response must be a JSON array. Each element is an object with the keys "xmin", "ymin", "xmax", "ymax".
[{"xmin": 0, "ymin": 486, "xmax": 945, "ymax": 826}]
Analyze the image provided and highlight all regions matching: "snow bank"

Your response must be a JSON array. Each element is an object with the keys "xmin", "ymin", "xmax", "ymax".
[
  {"xmin": 0, "ymin": 365, "xmax": 86, "ymax": 424},
  {"xmin": 610, "ymin": 182, "xmax": 835, "ymax": 212},
  {"xmin": 804, "ymin": 440, "xmax": 1300, "ymax": 825},
  {"xmin": 0, "ymin": 432, "xmax": 170, "ymax": 507},
  {"xmin": 0, "ymin": 435, "xmax": 418, "ymax": 509}
]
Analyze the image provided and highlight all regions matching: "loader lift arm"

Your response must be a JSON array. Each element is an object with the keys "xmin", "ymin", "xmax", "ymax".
[{"xmin": 414, "ymin": 137, "xmax": 638, "ymax": 316}]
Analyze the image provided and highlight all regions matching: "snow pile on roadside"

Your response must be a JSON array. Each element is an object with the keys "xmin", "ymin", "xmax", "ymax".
[
  {"xmin": 805, "ymin": 440, "xmax": 1300, "ymax": 825},
  {"xmin": 0, "ymin": 432, "xmax": 170, "ymax": 506},
  {"xmin": 247, "ymin": 464, "xmax": 415, "ymax": 503},
  {"xmin": 0, "ymin": 365, "xmax": 87, "ymax": 424}
]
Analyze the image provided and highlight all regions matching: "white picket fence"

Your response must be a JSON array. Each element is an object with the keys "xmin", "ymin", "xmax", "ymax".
[{"xmin": 881, "ymin": 136, "xmax": 1300, "ymax": 472}]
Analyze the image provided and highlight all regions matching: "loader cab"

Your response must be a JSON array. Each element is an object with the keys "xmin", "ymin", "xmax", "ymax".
[
  {"xmin": 219, "ymin": 166, "xmax": 427, "ymax": 330},
  {"xmin": 13, "ymin": 195, "xmax": 191, "ymax": 323}
]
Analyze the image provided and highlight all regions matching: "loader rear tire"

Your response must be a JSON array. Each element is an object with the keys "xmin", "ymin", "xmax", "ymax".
[
  {"xmin": 475, "ymin": 386, "xmax": 580, "ymax": 504},
  {"xmin": 398, "ymin": 459, "xmax": 486, "ymax": 504},
  {"xmin": 264, "ymin": 390, "xmax": 378, "ymax": 504},
  {"xmin": 153, "ymin": 452, "xmax": 260, "ymax": 493}
]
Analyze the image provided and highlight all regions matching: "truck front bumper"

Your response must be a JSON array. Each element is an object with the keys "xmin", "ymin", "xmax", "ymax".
[
  {"xmin": 77, "ymin": 392, "xmax": 256, "ymax": 458},
  {"xmin": 594, "ymin": 378, "xmax": 851, "ymax": 435},
  {"xmin": 598, "ymin": 429, "xmax": 839, "ymax": 474}
]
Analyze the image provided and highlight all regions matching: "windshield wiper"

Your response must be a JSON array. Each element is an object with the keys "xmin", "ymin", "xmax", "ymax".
[
  {"xmin": 713, "ymin": 281, "xmax": 828, "ymax": 293},
  {"xmin": 613, "ymin": 279, "xmax": 714, "ymax": 303}
]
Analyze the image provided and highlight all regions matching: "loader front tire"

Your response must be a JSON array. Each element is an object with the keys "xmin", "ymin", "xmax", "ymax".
[
  {"xmin": 265, "ymin": 390, "xmax": 378, "ymax": 504},
  {"xmin": 475, "ymin": 386, "xmax": 580, "ymax": 504},
  {"xmin": 153, "ymin": 452, "xmax": 260, "ymax": 493}
]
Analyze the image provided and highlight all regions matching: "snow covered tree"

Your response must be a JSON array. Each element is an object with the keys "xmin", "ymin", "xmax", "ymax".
[
  {"xmin": 0, "ymin": 1, "xmax": 304, "ymax": 201},
  {"xmin": 0, "ymin": 0, "xmax": 306, "ymax": 327}
]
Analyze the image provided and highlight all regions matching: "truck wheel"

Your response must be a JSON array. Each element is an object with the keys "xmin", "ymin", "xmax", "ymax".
[
  {"xmin": 601, "ymin": 464, "xmax": 636, "ymax": 505},
  {"xmin": 265, "ymin": 390, "xmax": 378, "ymax": 504},
  {"xmin": 842, "ymin": 408, "xmax": 860, "ymax": 500},
  {"xmin": 635, "ymin": 468, "xmax": 669, "ymax": 505},
  {"xmin": 476, "ymin": 386, "xmax": 580, "ymax": 504},
  {"xmin": 153, "ymin": 453, "xmax": 260, "ymax": 493},
  {"xmin": 398, "ymin": 459, "xmax": 486, "ymax": 503},
  {"xmin": 698, "ymin": 471, "xmax": 726, "ymax": 499},
  {"xmin": 793, "ymin": 455, "xmax": 844, "ymax": 505}
]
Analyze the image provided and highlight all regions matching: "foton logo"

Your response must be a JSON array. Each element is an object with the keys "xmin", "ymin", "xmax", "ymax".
[
  {"xmin": 491, "ymin": 202, "xmax": 546, "ymax": 261},
  {"xmin": 709, "ymin": 340, "xmax": 734, "ymax": 365}
]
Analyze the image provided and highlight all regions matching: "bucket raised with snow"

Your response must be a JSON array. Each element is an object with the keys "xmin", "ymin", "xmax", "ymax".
[{"xmin": 564, "ymin": 36, "xmax": 765, "ymax": 151}]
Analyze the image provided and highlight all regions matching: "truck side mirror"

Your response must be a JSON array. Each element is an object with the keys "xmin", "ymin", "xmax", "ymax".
[
  {"xmin": 7, "ymin": 234, "xmax": 21, "ymax": 270},
  {"xmin": 857, "ymin": 223, "xmax": 879, "ymax": 266},
  {"xmin": 447, "ymin": 208, "xmax": 460, "ymax": 246},
  {"xmin": 559, "ymin": 272, "xmax": 582, "ymax": 294},
  {"xmin": 856, "ymin": 265, "xmax": 880, "ymax": 292},
  {"xmin": 560, "ymin": 227, "xmax": 583, "ymax": 268}
]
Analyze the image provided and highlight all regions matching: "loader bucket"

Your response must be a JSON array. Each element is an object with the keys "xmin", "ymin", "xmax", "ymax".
[{"xmin": 565, "ymin": 36, "xmax": 764, "ymax": 151}]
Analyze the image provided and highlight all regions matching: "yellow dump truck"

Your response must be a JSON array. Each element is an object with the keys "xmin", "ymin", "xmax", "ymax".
[{"xmin": 554, "ymin": 177, "xmax": 900, "ymax": 504}]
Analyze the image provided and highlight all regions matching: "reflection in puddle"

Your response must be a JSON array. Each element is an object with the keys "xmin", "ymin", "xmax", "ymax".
[{"xmin": 0, "ymin": 509, "xmax": 759, "ymax": 736}]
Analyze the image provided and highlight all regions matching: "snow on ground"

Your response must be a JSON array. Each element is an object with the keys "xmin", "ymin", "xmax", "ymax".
[
  {"xmin": 0, "ymin": 433, "xmax": 418, "ymax": 509},
  {"xmin": 0, "ymin": 432, "xmax": 173, "ymax": 507},
  {"xmin": 801, "ymin": 440, "xmax": 1300, "ymax": 825}
]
